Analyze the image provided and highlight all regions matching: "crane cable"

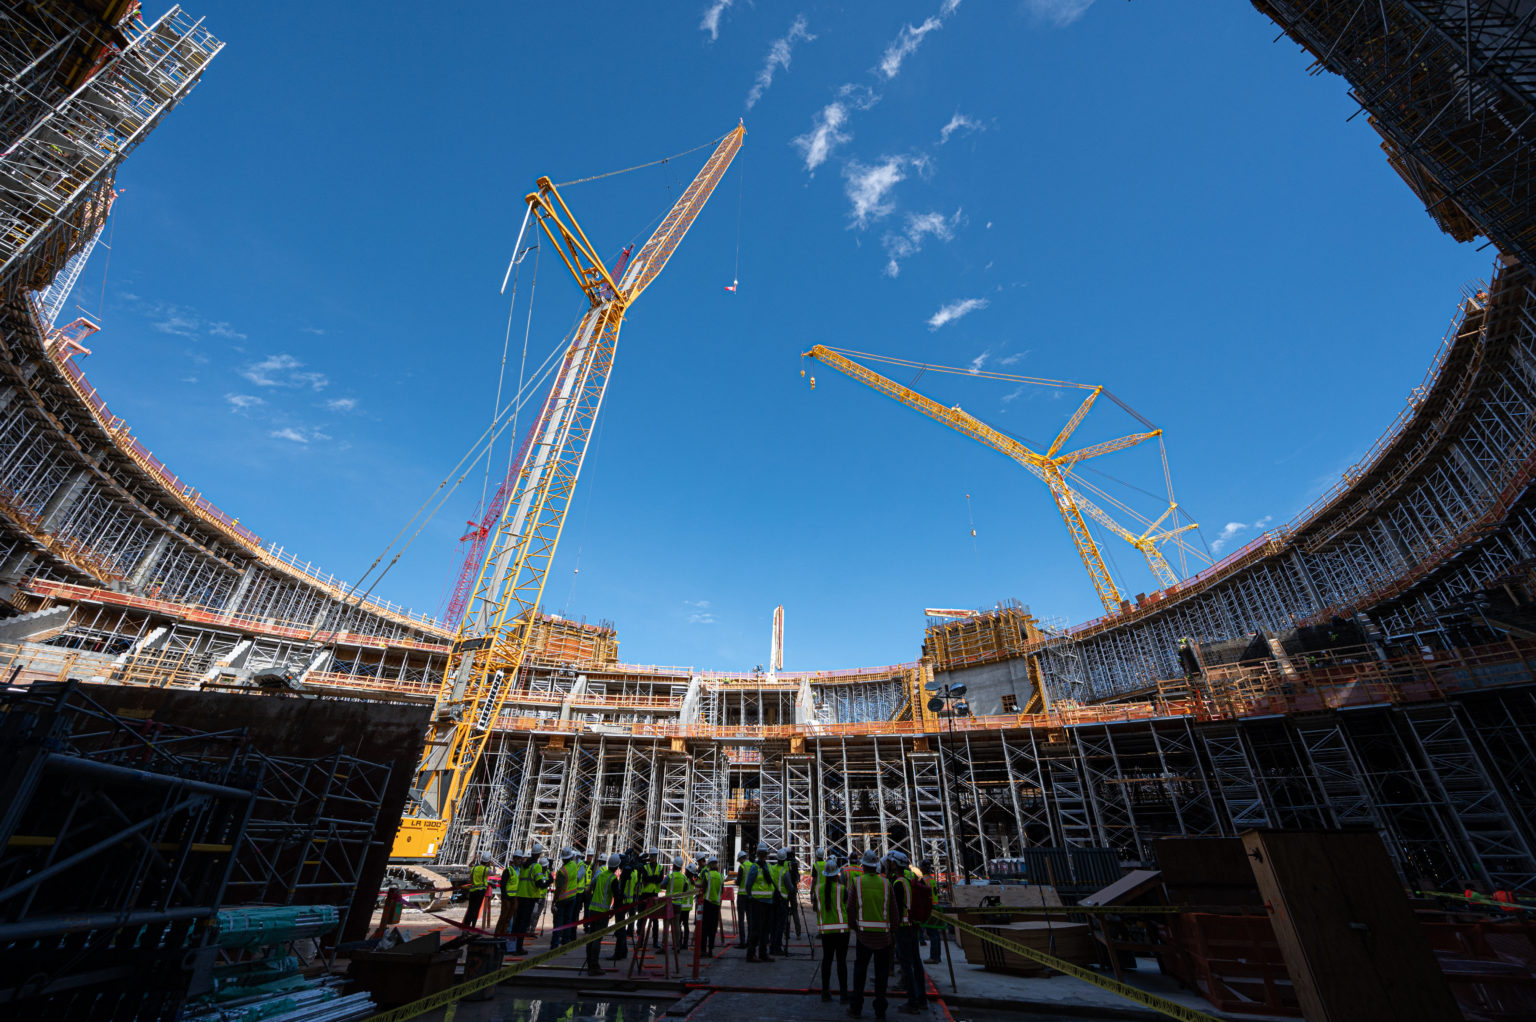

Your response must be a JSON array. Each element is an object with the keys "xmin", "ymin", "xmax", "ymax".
[
  {"xmin": 733, "ymin": 160, "xmax": 744, "ymax": 284},
  {"xmin": 554, "ymin": 131, "xmax": 731, "ymax": 188},
  {"xmin": 303, "ymin": 317, "xmax": 573, "ymax": 648}
]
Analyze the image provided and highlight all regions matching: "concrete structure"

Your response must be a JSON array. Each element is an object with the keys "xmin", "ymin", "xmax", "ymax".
[{"xmin": 1, "ymin": 1, "xmax": 1534, "ymax": 915}]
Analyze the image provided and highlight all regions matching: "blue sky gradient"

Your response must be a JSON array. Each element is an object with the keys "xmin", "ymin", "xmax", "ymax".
[{"xmin": 66, "ymin": 1, "xmax": 1493, "ymax": 670}]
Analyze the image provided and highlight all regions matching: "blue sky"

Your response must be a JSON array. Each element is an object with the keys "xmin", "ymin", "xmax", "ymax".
[{"xmin": 66, "ymin": 0, "xmax": 1492, "ymax": 671}]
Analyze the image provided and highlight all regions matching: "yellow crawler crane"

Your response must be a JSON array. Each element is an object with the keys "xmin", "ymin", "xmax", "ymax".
[
  {"xmin": 803, "ymin": 344, "xmax": 1197, "ymax": 614},
  {"xmin": 393, "ymin": 125, "xmax": 746, "ymax": 859}
]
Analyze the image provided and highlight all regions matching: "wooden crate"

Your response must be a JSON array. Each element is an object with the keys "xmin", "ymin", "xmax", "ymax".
[
  {"xmin": 957, "ymin": 920, "xmax": 1094, "ymax": 976},
  {"xmin": 1162, "ymin": 912, "xmax": 1300, "ymax": 1017}
]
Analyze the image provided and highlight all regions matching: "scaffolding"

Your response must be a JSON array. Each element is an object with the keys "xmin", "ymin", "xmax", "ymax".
[
  {"xmin": 0, "ymin": 682, "xmax": 394, "ymax": 1018},
  {"xmin": 0, "ymin": 7, "xmax": 222, "ymax": 296},
  {"xmin": 1254, "ymin": 0, "xmax": 1536, "ymax": 267},
  {"xmin": 924, "ymin": 599, "xmax": 1041, "ymax": 672}
]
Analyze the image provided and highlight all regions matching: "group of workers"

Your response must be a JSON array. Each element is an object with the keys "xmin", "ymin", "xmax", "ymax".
[
  {"xmin": 455, "ymin": 838, "xmax": 944, "ymax": 1016},
  {"xmin": 810, "ymin": 847, "xmax": 939, "ymax": 1018},
  {"xmin": 458, "ymin": 843, "xmax": 733, "ymax": 976}
]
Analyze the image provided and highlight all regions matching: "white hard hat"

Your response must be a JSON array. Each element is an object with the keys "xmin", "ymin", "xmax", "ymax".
[
  {"xmin": 756, "ymin": 841, "xmax": 769, "ymax": 853},
  {"xmin": 481, "ymin": 852, "xmax": 493, "ymax": 863},
  {"xmin": 776, "ymin": 848, "xmax": 789, "ymax": 862},
  {"xmin": 561, "ymin": 847, "xmax": 575, "ymax": 861},
  {"xmin": 673, "ymin": 855, "xmax": 684, "ymax": 868},
  {"xmin": 530, "ymin": 841, "xmax": 544, "ymax": 854},
  {"xmin": 816, "ymin": 847, "xmax": 825, "ymax": 857},
  {"xmin": 708, "ymin": 855, "xmax": 719, "ymax": 864},
  {"xmin": 686, "ymin": 863, "xmax": 698, "ymax": 874},
  {"xmin": 737, "ymin": 851, "xmax": 748, "ymax": 860},
  {"xmin": 861, "ymin": 848, "xmax": 880, "ymax": 867},
  {"xmin": 648, "ymin": 846, "xmax": 660, "ymax": 857},
  {"xmin": 608, "ymin": 853, "xmax": 622, "ymax": 867}
]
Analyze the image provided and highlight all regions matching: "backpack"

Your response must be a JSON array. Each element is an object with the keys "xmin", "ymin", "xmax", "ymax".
[{"xmin": 907, "ymin": 877, "xmax": 934, "ymax": 925}]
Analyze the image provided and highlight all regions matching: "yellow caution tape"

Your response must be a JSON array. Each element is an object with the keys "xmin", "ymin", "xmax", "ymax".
[
  {"xmin": 933, "ymin": 911, "xmax": 1221, "ymax": 1022},
  {"xmin": 951, "ymin": 904, "xmax": 1182, "ymax": 915},
  {"xmin": 362, "ymin": 902, "xmax": 666, "ymax": 1022}
]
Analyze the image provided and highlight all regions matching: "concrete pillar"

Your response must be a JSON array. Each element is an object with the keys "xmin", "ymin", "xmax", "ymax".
[
  {"xmin": 37, "ymin": 468, "xmax": 89, "ymax": 532},
  {"xmin": 128, "ymin": 532, "xmax": 172, "ymax": 590}
]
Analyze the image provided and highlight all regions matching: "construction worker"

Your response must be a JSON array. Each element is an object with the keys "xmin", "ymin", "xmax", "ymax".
[
  {"xmin": 817, "ymin": 851, "xmax": 849, "ymax": 1003},
  {"xmin": 637, "ymin": 848, "xmax": 665, "ymax": 951},
  {"xmin": 744, "ymin": 843, "xmax": 777, "ymax": 962},
  {"xmin": 581, "ymin": 849, "xmax": 599, "ymax": 915},
  {"xmin": 666, "ymin": 856, "xmax": 693, "ymax": 950},
  {"xmin": 767, "ymin": 847, "xmax": 789, "ymax": 955},
  {"xmin": 612, "ymin": 848, "xmax": 639, "ymax": 961},
  {"xmin": 585, "ymin": 853, "xmax": 619, "ymax": 976},
  {"xmin": 889, "ymin": 851, "xmax": 928, "ymax": 1013},
  {"xmin": 811, "ymin": 846, "xmax": 827, "ymax": 905},
  {"xmin": 919, "ymin": 859, "xmax": 943, "ymax": 963},
  {"xmin": 512, "ymin": 842, "xmax": 547, "ymax": 954},
  {"xmin": 700, "ymin": 855, "xmax": 725, "ymax": 956},
  {"xmin": 462, "ymin": 852, "xmax": 493, "ymax": 930},
  {"xmin": 734, "ymin": 850, "xmax": 752, "ymax": 948},
  {"xmin": 846, "ymin": 849, "xmax": 894, "ymax": 1020},
  {"xmin": 495, "ymin": 850, "xmax": 522, "ymax": 937},
  {"xmin": 552, "ymin": 847, "xmax": 582, "ymax": 948},
  {"xmin": 781, "ymin": 846, "xmax": 803, "ymax": 946}
]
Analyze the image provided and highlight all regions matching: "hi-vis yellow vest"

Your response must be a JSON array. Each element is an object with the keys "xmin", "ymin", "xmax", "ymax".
[
  {"xmin": 668, "ymin": 870, "xmax": 693, "ymax": 907},
  {"xmin": 589, "ymin": 867, "xmax": 616, "ymax": 912},
  {"xmin": 851, "ymin": 873, "xmax": 891, "ymax": 932},
  {"xmin": 747, "ymin": 862, "xmax": 776, "ymax": 900},
  {"xmin": 817, "ymin": 875, "xmax": 848, "ymax": 932}
]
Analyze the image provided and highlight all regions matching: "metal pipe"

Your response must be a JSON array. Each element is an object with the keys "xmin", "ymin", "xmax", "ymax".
[
  {"xmin": 0, "ymin": 793, "xmax": 207, "ymax": 906},
  {"xmin": 45, "ymin": 753, "xmax": 256, "ymax": 800},
  {"xmin": 0, "ymin": 904, "xmax": 213, "ymax": 941}
]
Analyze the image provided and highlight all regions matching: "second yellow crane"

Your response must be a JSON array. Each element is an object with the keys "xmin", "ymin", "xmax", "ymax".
[{"xmin": 803, "ymin": 344, "xmax": 1201, "ymax": 614}]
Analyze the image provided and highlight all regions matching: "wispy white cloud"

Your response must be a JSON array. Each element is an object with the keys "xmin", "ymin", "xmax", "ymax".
[
  {"xmin": 879, "ymin": 0, "xmax": 963, "ymax": 78},
  {"xmin": 999, "ymin": 351, "xmax": 1027, "ymax": 365},
  {"xmin": 1023, "ymin": 0, "xmax": 1095, "ymax": 28},
  {"xmin": 224, "ymin": 393, "xmax": 263, "ymax": 413},
  {"xmin": 792, "ymin": 102, "xmax": 851, "ymax": 172},
  {"xmin": 325, "ymin": 397, "xmax": 357, "ymax": 413},
  {"xmin": 152, "ymin": 307, "xmax": 201, "ymax": 338},
  {"xmin": 300, "ymin": 326, "xmax": 326, "ymax": 336},
  {"xmin": 927, "ymin": 297, "xmax": 989, "ymax": 330},
  {"xmin": 1210, "ymin": 514, "xmax": 1274, "ymax": 554},
  {"xmin": 882, "ymin": 207, "xmax": 962, "ymax": 276},
  {"xmin": 700, "ymin": 0, "xmax": 733, "ymax": 41},
  {"xmin": 844, "ymin": 157, "xmax": 907, "ymax": 228},
  {"xmin": 938, "ymin": 112, "xmax": 983, "ymax": 144},
  {"xmin": 968, "ymin": 350, "xmax": 990, "ymax": 374},
  {"xmin": 242, "ymin": 353, "xmax": 328, "ymax": 390},
  {"xmin": 269, "ymin": 426, "xmax": 332, "ymax": 444},
  {"xmin": 684, "ymin": 599, "xmax": 715, "ymax": 625},
  {"xmin": 747, "ymin": 15, "xmax": 814, "ymax": 109},
  {"xmin": 880, "ymin": 17, "xmax": 943, "ymax": 78},
  {"xmin": 145, "ymin": 301, "xmax": 246, "ymax": 342},
  {"xmin": 1001, "ymin": 385, "xmax": 1025, "ymax": 403}
]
